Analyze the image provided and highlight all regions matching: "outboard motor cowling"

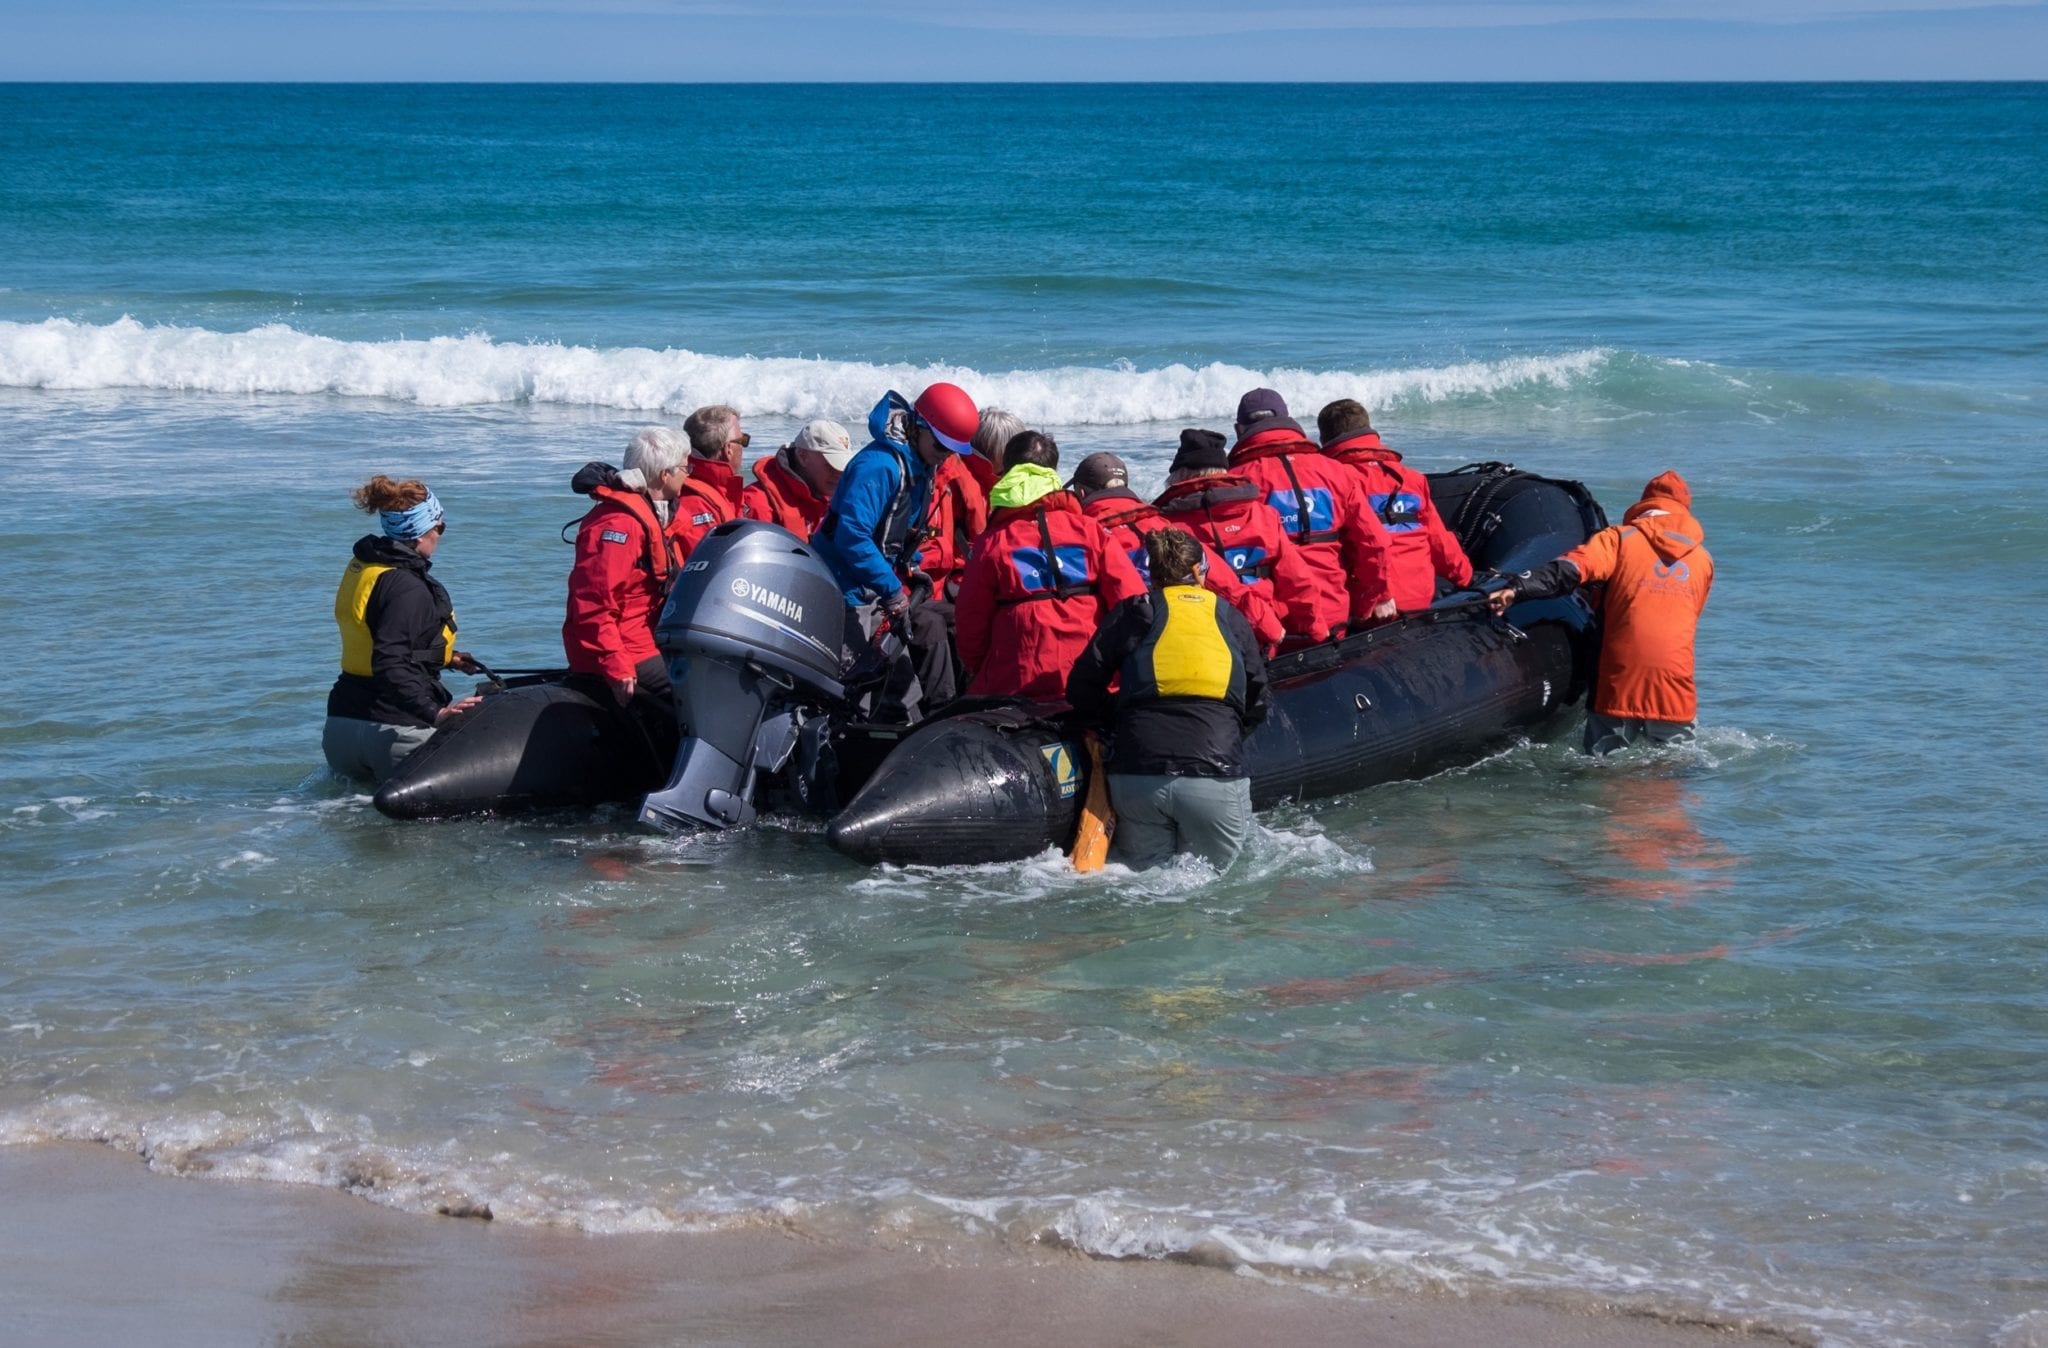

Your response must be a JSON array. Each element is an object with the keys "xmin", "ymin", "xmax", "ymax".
[{"xmin": 638, "ymin": 521, "xmax": 849, "ymax": 832}]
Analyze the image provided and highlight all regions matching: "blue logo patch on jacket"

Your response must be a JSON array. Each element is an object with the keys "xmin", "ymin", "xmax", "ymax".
[
  {"xmin": 1222, "ymin": 545, "xmax": 1269, "ymax": 577},
  {"xmin": 600, "ymin": 529, "xmax": 630, "ymax": 545},
  {"xmin": 1012, "ymin": 544, "xmax": 1093, "ymax": 593},
  {"xmin": 1265, "ymin": 486, "xmax": 1336, "ymax": 537},
  {"xmin": 1127, "ymin": 545, "xmax": 1151, "ymax": 581},
  {"xmin": 1370, "ymin": 491, "xmax": 1424, "ymax": 532}
]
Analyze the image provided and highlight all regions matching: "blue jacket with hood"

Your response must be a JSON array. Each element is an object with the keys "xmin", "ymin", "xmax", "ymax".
[{"xmin": 811, "ymin": 391, "xmax": 936, "ymax": 605}]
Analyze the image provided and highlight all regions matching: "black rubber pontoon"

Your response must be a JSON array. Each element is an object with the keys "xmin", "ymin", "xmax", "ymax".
[
  {"xmin": 371, "ymin": 675, "xmax": 669, "ymax": 820},
  {"xmin": 824, "ymin": 465, "xmax": 1605, "ymax": 866}
]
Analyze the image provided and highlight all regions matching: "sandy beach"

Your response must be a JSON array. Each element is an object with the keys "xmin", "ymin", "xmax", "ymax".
[{"xmin": 0, "ymin": 1141, "xmax": 1793, "ymax": 1348}]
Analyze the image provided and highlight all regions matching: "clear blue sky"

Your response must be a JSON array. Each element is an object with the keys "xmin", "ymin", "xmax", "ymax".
[{"xmin": 3, "ymin": 0, "xmax": 2043, "ymax": 80}]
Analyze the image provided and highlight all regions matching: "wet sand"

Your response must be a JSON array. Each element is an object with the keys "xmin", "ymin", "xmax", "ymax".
[{"xmin": 0, "ymin": 1142, "xmax": 1789, "ymax": 1347}]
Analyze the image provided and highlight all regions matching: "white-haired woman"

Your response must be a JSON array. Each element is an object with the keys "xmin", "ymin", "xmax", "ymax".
[{"xmin": 562, "ymin": 428, "xmax": 713, "ymax": 747}]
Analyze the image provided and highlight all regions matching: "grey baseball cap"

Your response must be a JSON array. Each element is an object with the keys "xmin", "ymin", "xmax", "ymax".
[{"xmin": 786, "ymin": 419, "xmax": 856, "ymax": 470}]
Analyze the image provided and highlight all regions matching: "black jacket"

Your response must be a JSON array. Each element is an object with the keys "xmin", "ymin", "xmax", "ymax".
[
  {"xmin": 1066, "ymin": 587, "xmax": 1269, "ymax": 779},
  {"xmin": 326, "ymin": 535, "xmax": 456, "ymax": 728}
]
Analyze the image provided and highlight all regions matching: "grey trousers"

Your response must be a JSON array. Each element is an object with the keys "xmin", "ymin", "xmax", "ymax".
[
  {"xmin": 843, "ymin": 602, "xmax": 958, "ymax": 724},
  {"xmin": 1584, "ymin": 711, "xmax": 1696, "ymax": 756},
  {"xmin": 1107, "ymin": 774, "xmax": 1254, "ymax": 872},
  {"xmin": 322, "ymin": 716, "xmax": 434, "ymax": 785}
]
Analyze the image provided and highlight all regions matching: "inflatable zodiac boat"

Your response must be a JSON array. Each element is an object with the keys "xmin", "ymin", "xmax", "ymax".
[{"xmin": 373, "ymin": 464, "xmax": 1606, "ymax": 865}]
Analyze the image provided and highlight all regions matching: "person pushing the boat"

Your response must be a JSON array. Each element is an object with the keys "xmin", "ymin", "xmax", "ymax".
[
  {"xmin": 1488, "ymin": 470, "xmax": 1714, "ymax": 754},
  {"xmin": 741, "ymin": 418, "xmax": 854, "ymax": 537},
  {"xmin": 1066, "ymin": 527, "xmax": 1270, "ymax": 872},
  {"xmin": 952, "ymin": 431, "xmax": 1147, "ymax": 701},
  {"xmin": 1071, "ymin": 450, "xmax": 1285, "ymax": 653},
  {"xmin": 811, "ymin": 382, "xmax": 981, "ymax": 720},
  {"xmin": 324, "ymin": 475, "xmax": 482, "ymax": 784},
  {"xmin": 1316, "ymin": 399, "xmax": 1473, "ymax": 612},
  {"xmin": 1226, "ymin": 388, "xmax": 1397, "ymax": 642}
]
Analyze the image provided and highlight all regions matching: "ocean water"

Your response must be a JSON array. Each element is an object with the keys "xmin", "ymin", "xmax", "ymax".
[{"xmin": 2, "ymin": 84, "xmax": 2046, "ymax": 1347}]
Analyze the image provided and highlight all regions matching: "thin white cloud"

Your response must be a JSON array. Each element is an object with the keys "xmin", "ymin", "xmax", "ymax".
[{"xmin": 211, "ymin": 0, "xmax": 2048, "ymax": 29}]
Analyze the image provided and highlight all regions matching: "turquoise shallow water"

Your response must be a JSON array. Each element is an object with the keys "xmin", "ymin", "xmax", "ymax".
[{"xmin": 2, "ymin": 85, "xmax": 2047, "ymax": 1347}]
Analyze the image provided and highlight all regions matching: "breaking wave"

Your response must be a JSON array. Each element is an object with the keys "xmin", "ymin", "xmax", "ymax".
[{"xmin": 0, "ymin": 316, "xmax": 1617, "ymax": 424}]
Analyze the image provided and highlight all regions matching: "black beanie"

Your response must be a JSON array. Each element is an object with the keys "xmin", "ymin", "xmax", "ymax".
[{"xmin": 1170, "ymin": 428, "xmax": 1230, "ymax": 473}]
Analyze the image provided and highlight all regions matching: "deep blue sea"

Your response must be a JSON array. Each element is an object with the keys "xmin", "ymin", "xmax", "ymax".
[{"xmin": 2, "ymin": 84, "xmax": 2045, "ymax": 1347}]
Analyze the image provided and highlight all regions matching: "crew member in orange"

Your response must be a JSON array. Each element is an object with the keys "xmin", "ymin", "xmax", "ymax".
[
  {"xmin": 741, "ymin": 419, "xmax": 854, "ymax": 536},
  {"xmin": 1488, "ymin": 471, "xmax": 1713, "ymax": 754}
]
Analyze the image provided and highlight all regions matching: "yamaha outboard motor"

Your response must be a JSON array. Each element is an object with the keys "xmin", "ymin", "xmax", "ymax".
[{"xmin": 638, "ymin": 521, "xmax": 849, "ymax": 832}]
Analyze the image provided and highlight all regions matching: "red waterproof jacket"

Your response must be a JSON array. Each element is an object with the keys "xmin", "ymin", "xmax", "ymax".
[
  {"xmin": 562, "ymin": 486, "xmax": 686, "ymax": 684},
  {"xmin": 1153, "ymin": 474, "xmax": 1322, "ymax": 639},
  {"xmin": 673, "ymin": 458, "xmax": 743, "ymax": 561},
  {"xmin": 1322, "ymin": 430, "xmax": 1473, "ymax": 611},
  {"xmin": 917, "ymin": 451, "xmax": 992, "ymax": 597},
  {"xmin": 1229, "ymin": 427, "xmax": 1394, "ymax": 636},
  {"xmin": 1080, "ymin": 490, "xmax": 1285, "ymax": 652},
  {"xmin": 741, "ymin": 452, "xmax": 829, "ymax": 537},
  {"xmin": 1559, "ymin": 472, "xmax": 1714, "ymax": 722},
  {"xmin": 954, "ymin": 491, "xmax": 1147, "ymax": 700}
]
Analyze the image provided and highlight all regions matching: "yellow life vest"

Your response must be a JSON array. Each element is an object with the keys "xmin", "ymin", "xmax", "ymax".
[
  {"xmin": 1132, "ymin": 584, "xmax": 1238, "ymax": 702},
  {"xmin": 335, "ymin": 559, "xmax": 456, "ymax": 677}
]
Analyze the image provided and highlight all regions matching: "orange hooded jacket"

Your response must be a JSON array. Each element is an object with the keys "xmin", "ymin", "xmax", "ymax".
[{"xmin": 1555, "ymin": 471, "xmax": 1714, "ymax": 723}]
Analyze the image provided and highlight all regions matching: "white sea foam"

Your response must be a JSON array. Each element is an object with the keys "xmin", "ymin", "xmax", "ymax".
[
  {"xmin": 0, "ymin": 316, "xmax": 1615, "ymax": 424},
  {"xmin": 0, "ymin": 1097, "xmax": 778, "ymax": 1234}
]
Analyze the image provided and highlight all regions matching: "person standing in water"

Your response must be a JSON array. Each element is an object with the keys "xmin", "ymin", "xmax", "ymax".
[
  {"xmin": 1066, "ymin": 528, "xmax": 1270, "ymax": 871},
  {"xmin": 324, "ymin": 475, "xmax": 481, "ymax": 784},
  {"xmin": 1488, "ymin": 470, "xmax": 1714, "ymax": 754}
]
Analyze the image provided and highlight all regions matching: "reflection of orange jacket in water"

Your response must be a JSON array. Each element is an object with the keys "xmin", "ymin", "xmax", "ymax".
[{"xmin": 1517, "ymin": 471, "xmax": 1714, "ymax": 722}]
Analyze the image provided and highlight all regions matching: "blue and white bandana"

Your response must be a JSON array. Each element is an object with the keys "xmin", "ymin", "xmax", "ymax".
[{"xmin": 380, "ymin": 491, "xmax": 445, "ymax": 541}]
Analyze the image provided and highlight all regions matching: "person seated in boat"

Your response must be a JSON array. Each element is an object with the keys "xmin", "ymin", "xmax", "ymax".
[
  {"xmin": 563, "ymin": 427, "xmax": 714, "ymax": 760},
  {"xmin": 1070, "ymin": 451, "xmax": 1285, "ymax": 654},
  {"xmin": 324, "ymin": 475, "xmax": 482, "ymax": 784},
  {"xmin": 742, "ymin": 418, "xmax": 854, "ymax": 537},
  {"xmin": 673, "ymin": 404, "xmax": 749, "ymax": 557},
  {"xmin": 953, "ymin": 431, "xmax": 1146, "ymax": 702},
  {"xmin": 969, "ymin": 407, "xmax": 1023, "ymax": 496},
  {"xmin": 812, "ymin": 383, "xmax": 981, "ymax": 720},
  {"xmin": 1487, "ymin": 471, "xmax": 1714, "ymax": 754},
  {"xmin": 1316, "ymin": 399, "xmax": 1473, "ymax": 612},
  {"xmin": 1067, "ymin": 528, "xmax": 1270, "ymax": 872},
  {"xmin": 917, "ymin": 406, "xmax": 1019, "ymax": 605},
  {"xmin": 1153, "ymin": 429, "xmax": 1323, "ymax": 642},
  {"xmin": 1225, "ymin": 388, "xmax": 1397, "ymax": 641}
]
